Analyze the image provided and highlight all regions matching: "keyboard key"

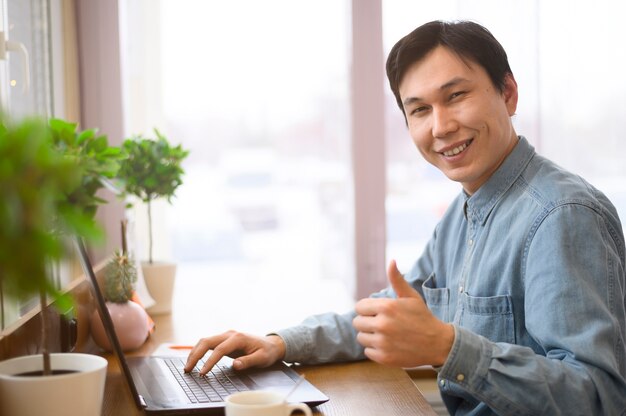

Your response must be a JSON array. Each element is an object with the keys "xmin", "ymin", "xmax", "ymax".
[{"xmin": 163, "ymin": 357, "xmax": 250, "ymax": 403}]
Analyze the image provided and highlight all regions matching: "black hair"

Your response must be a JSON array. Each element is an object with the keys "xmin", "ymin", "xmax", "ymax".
[{"xmin": 386, "ymin": 20, "xmax": 513, "ymax": 116}]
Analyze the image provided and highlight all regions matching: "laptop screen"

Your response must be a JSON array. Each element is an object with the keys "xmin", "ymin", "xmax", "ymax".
[{"xmin": 74, "ymin": 237, "xmax": 144, "ymax": 410}]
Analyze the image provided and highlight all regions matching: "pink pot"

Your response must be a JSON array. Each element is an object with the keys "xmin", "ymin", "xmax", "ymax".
[{"xmin": 90, "ymin": 301, "xmax": 150, "ymax": 352}]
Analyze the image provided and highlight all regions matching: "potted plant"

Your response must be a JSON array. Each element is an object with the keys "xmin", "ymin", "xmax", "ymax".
[
  {"xmin": 49, "ymin": 118, "xmax": 126, "ymax": 227},
  {"xmin": 0, "ymin": 116, "xmax": 124, "ymax": 416},
  {"xmin": 90, "ymin": 221, "xmax": 150, "ymax": 351},
  {"xmin": 118, "ymin": 129, "xmax": 189, "ymax": 315}
]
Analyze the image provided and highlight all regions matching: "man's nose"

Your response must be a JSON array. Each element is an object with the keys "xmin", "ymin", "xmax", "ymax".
[{"xmin": 431, "ymin": 107, "xmax": 458, "ymax": 138}]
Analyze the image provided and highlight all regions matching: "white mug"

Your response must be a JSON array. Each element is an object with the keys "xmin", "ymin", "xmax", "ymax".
[{"xmin": 225, "ymin": 390, "xmax": 312, "ymax": 416}]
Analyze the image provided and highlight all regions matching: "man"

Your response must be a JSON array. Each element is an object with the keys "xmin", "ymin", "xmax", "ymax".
[{"xmin": 186, "ymin": 21, "xmax": 626, "ymax": 415}]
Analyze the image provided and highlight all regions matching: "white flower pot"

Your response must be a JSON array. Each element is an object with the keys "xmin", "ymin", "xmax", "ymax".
[
  {"xmin": 0, "ymin": 353, "xmax": 107, "ymax": 416},
  {"xmin": 142, "ymin": 261, "xmax": 177, "ymax": 315}
]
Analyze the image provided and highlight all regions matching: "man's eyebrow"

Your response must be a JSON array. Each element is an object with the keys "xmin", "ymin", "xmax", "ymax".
[
  {"xmin": 440, "ymin": 76, "xmax": 470, "ymax": 91},
  {"xmin": 402, "ymin": 77, "xmax": 471, "ymax": 107}
]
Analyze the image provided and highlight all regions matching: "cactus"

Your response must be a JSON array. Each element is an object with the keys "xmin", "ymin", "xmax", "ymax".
[
  {"xmin": 103, "ymin": 220, "xmax": 137, "ymax": 303},
  {"xmin": 103, "ymin": 251, "xmax": 137, "ymax": 303}
]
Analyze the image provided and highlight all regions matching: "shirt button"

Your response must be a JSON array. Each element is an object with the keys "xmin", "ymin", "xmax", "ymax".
[
  {"xmin": 439, "ymin": 379, "xmax": 446, "ymax": 387},
  {"xmin": 456, "ymin": 373, "xmax": 465, "ymax": 382},
  {"xmin": 459, "ymin": 285, "xmax": 464, "ymax": 293},
  {"xmin": 468, "ymin": 239, "xmax": 474, "ymax": 246}
]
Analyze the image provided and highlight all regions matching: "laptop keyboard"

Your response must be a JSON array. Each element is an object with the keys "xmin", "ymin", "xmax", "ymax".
[{"xmin": 165, "ymin": 358, "xmax": 250, "ymax": 403}]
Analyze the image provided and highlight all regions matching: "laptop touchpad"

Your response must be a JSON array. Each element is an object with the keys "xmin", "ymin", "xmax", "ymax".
[{"xmin": 248, "ymin": 371, "xmax": 295, "ymax": 387}]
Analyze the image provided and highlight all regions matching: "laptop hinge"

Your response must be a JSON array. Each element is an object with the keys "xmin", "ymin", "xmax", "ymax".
[{"xmin": 138, "ymin": 394, "xmax": 148, "ymax": 408}]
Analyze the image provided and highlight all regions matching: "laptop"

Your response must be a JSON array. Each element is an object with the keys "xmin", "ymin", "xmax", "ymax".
[{"xmin": 74, "ymin": 237, "xmax": 329, "ymax": 415}]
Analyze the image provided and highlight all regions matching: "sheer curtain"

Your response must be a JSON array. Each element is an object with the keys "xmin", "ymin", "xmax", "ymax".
[{"xmin": 120, "ymin": 0, "xmax": 355, "ymax": 327}]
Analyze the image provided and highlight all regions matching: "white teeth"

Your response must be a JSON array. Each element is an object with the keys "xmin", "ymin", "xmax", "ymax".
[{"xmin": 443, "ymin": 141, "xmax": 469, "ymax": 157}]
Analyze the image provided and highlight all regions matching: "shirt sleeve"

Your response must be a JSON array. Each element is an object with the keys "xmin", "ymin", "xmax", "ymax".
[
  {"xmin": 273, "ymin": 310, "xmax": 366, "ymax": 364},
  {"xmin": 438, "ymin": 203, "xmax": 626, "ymax": 415}
]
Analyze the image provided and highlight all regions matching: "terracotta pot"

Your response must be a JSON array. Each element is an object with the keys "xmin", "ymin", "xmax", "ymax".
[
  {"xmin": 90, "ymin": 301, "xmax": 150, "ymax": 351},
  {"xmin": 0, "ymin": 353, "xmax": 107, "ymax": 416},
  {"xmin": 142, "ymin": 261, "xmax": 177, "ymax": 315}
]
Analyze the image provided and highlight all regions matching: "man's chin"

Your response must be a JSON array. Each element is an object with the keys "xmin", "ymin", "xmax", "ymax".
[
  {"xmin": 442, "ymin": 171, "xmax": 479, "ymax": 194},
  {"xmin": 442, "ymin": 171, "xmax": 468, "ymax": 185}
]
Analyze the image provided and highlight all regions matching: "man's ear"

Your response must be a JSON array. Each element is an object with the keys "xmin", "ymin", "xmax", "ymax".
[{"xmin": 502, "ymin": 73, "xmax": 518, "ymax": 116}]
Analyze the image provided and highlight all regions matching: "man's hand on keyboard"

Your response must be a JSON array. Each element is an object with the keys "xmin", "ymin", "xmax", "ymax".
[{"xmin": 184, "ymin": 331, "xmax": 286, "ymax": 376}]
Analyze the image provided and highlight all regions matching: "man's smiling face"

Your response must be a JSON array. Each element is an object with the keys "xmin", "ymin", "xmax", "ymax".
[{"xmin": 399, "ymin": 45, "xmax": 519, "ymax": 194}]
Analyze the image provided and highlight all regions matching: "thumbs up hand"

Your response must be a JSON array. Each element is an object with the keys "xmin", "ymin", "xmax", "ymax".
[
  {"xmin": 387, "ymin": 259, "xmax": 421, "ymax": 299},
  {"xmin": 352, "ymin": 260, "xmax": 455, "ymax": 368}
]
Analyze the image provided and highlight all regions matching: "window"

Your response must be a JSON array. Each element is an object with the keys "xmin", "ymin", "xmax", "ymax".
[
  {"xmin": 0, "ymin": 0, "xmax": 56, "ymax": 117},
  {"xmin": 0, "ymin": 0, "xmax": 68, "ymax": 330},
  {"xmin": 120, "ymin": 0, "xmax": 355, "ymax": 326}
]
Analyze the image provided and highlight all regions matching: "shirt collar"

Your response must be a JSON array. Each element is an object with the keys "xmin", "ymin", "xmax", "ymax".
[{"xmin": 464, "ymin": 136, "xmax": 535, "ymax": 225}]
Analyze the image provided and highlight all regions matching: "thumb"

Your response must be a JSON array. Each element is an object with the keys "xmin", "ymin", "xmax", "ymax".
[
  {"xmin": 232, "ymin": 352, "xmax": 263, "ymax": 370},
  {"xmin": 233, "ymin": 345, "xmax": 280, "ymax": 371},
  {"xmin": 388, "ymin": 259, "xmax": 419, "ymax": 298}
]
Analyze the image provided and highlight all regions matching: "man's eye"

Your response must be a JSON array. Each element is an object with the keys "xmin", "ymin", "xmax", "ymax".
[
  {"xmin": 450, "ymin": 91, "xmax": 465, "ymax": 100},
  {"xmin": 410, "ymin": 106, "xmax": 429, "ymax": 116}
]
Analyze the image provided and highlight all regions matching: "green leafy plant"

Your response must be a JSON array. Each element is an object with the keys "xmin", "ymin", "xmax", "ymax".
[
  {"xmin": 0, "ymin": 117, "xmax": 79, "ymax": 310},
  {"xmin": 49, "ymin": 118, "xmax": 125, "ymax": 239},
  {"xmin": 0, "ymin": 115, "xmax": 124, "ymax": 375},
  {"xmin": 118, "ymin": 129, "xmax": 189, "ymax": 264},
  {"xmin": 1, "ymin": 117, "xmax": 84, "ymax": 374}
]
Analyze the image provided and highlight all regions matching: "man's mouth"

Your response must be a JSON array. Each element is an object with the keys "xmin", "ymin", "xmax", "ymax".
[{"xmin": 441, "ymin": 139, "xmax": 473, "ymax": 157}]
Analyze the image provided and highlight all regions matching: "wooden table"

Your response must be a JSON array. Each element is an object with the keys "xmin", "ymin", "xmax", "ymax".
[{"xmin": 102, "ymin": 315, "xmax": 437, "ymax": 415}]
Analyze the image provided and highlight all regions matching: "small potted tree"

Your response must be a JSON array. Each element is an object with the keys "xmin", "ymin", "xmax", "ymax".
[
  {"xmin": 0, "ymin": 116, "xmax": 124, "ymax": 416},
  {"xmin": 118, "ymin": 129, "xmax": 189, "ymax": 315},
  {"xmin": 49, "ymin": 118, "xmax": 126, "ymax": 226},
  {"xmin": 90, "ymin": 220, "xmax": 151, "ymax": 351}
]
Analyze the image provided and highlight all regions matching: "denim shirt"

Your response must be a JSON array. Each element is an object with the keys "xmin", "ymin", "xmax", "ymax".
[{"xmin": 276, "ymin": 137, "xmax": 626, "ymax": 415}]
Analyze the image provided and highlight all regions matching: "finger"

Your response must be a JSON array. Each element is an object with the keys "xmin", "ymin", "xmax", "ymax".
[
  {"xmin": 387, "ymin": 259, "xmax": 419, "ymax": 298},
  {"xmin": 355, "ymin": 331, "xmax": 377, "ymax": 349},
  {"xmin": 363, "ymin": 346, "xmax": 389, "ymax": 366},
  {"xmin": 185, "ymin": 335, "xmax": 225, "ymax": 372},
  {"xmin": 232, "ymin": 348, "xmax": 271, "ymax": 370},
  {"xmin": 355, "ymin": 297, "xmax": 390, "ymax": 316},
  {"xmin": 363, "ymin": 346, "xmax": 376, "ymax": 362},
  {"xmin": 352, "ymin": 314, "xmax": 376, "ymax": 333},
  {"xmin": 199, "ymin": 335, "xmax": 245, "ymax": 375}
]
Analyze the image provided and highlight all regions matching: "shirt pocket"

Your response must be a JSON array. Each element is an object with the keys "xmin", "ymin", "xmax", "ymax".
[
  {"xmin": 458, "ymin": 292, "xmax": 515, "ymax": 344},
  {"xmin": 422, "ymin": 273, "xmax": 450, "ymax": 322}
]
